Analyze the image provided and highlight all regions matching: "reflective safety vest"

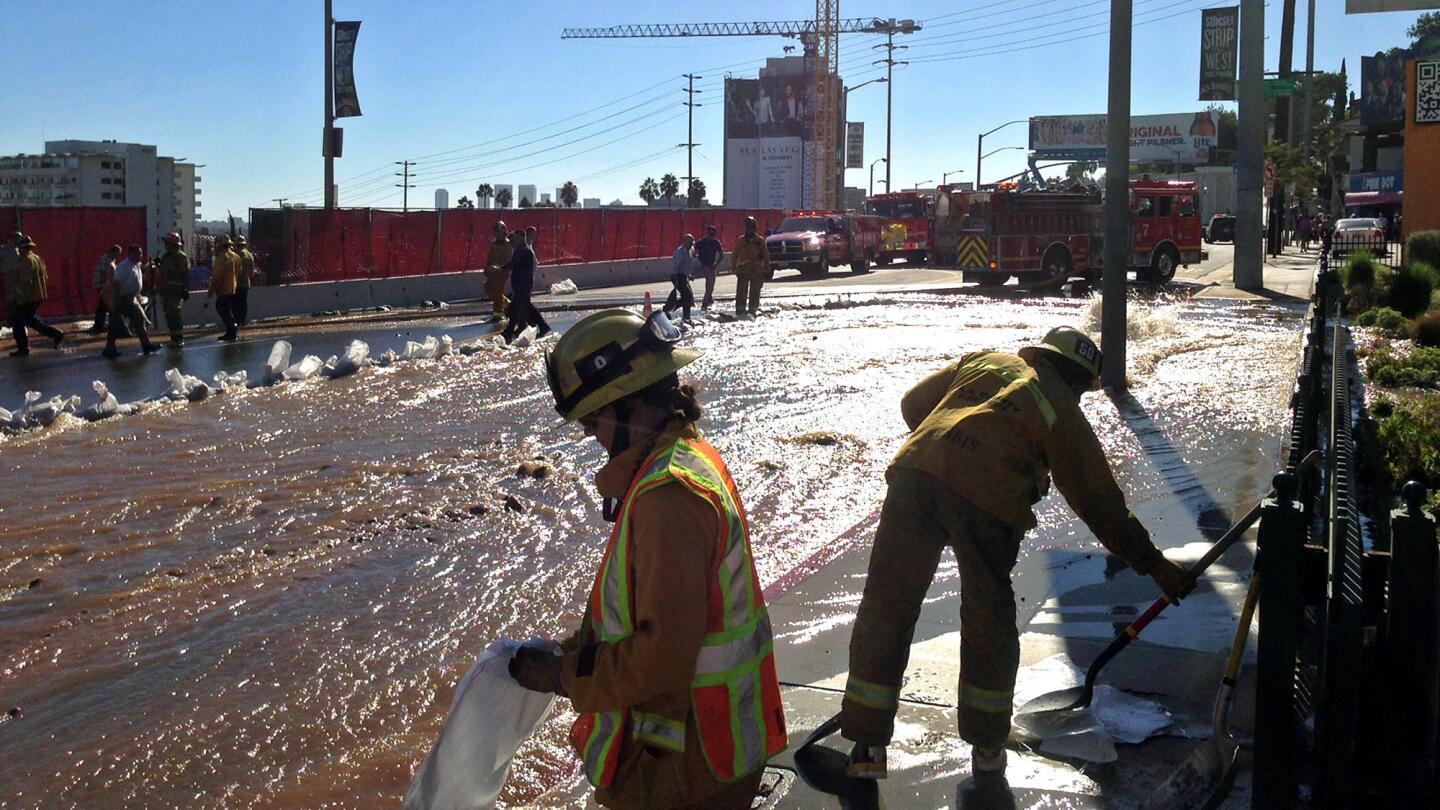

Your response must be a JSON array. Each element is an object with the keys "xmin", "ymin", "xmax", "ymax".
[{"xmin": 570, "ymin": 436, "xmax": 788, "ymax": 787}]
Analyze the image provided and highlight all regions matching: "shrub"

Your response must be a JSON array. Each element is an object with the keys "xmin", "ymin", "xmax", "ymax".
[
  {"xmin": 1375, "ymin": 394, "xmax": 1440, "ymax": 496},
  {"xmin": 1342, "ymin": 251, "xmax": 1378, "ymax": 288},
  {"xmin": 1407, "ymin": 230, "xmax": 1440, "ymax": 270},
  {"xmin": 1368, "ymin": 345, "xmax": 1440, "ymax": 388},
  {"xmin": 1385, "ymin": 261, "xmax": 1439, "ymax": 318},
  {"xmin": 1416, "ymin": 311, "xmax": 1440, "ymax": 348},
  {"xmin": 1356, "ymin": 306, "xmax": 1413, "ymax": 339}
]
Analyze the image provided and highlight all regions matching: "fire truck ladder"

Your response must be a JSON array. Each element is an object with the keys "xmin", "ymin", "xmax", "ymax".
[{"xmin": 562, "ymin": 11, "xmax": 916, "ymax": 211}]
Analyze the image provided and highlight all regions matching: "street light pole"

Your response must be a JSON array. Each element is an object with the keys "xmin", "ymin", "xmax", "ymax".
[
  {"xmin": 942, "ymin": 169, "xmax": 964, "ymax": 185},
  {"xmin": 976, "ymin": 119, "xmax": 1027, "ymax": 188},
  {"xmin": 869, "ymin": 157, "xmax": 887, "ymax": 197},
  {"xmin": 914, "ymin": 179, "xmax": 933, "ymax": 191},
  {"xmin": 1101, "ymin": 0, "xmax": 1131, "ymax": 390},
  {"xmin": 323, "ymin": 0, "xmax": 335, "ymax": 209}
]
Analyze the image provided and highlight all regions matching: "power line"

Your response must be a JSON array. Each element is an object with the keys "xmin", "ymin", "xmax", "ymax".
[{"xmin": 394, "ymin": 161, "xmax": 416, "ymax": 212}]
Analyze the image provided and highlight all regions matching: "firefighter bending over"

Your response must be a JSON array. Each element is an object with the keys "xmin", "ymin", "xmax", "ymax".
[{"xmin": 840, "ymin": 327, "xmax": 1193, "ymax": 789}]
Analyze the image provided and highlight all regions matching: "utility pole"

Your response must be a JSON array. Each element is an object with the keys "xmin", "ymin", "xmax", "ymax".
[
  {"xmin": 680, "ymin": 73, "xmax": 702, "ymax": 206},
  {"xmin": 873, "ymin": 29, "xmax": 907, "ymax": 192},
  {"xmin": 1301, "ymin": 0, "xmax": 1316, "ymax": 158},
  {"xmin": 273, "ymin": 198, "xmax": 289, "ymax": 208},
  {"xmin": 1235, "ymin": 0, "xmax": 1266, "ymax": 290},
  {"xmin": 1277, "ymin": 0, "xmax": 1298, "ymax": 145},
  {"xmin": 1101, "ymin": 0, "xmax": 1131, "ymax": 391},
  {"xmin": 323, "ymin": 0, "xmax": 335, "ymax": 209},
  {"xmin": 395, "ymin": 161, "xmax": 415, "ymax": 212}
]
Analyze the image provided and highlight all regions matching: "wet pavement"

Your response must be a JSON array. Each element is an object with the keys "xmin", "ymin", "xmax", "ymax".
[{"xmin": 0, "ymin": 269, "xmax": 1307, "ymax": 808}]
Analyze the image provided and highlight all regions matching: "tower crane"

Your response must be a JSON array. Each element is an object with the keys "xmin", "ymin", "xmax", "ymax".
[{"xmin": 562, "ymin": 8, "xmax": 919, "ymax": 211}]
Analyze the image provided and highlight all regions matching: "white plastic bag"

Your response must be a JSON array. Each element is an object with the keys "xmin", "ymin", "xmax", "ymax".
[
  {"xmin": 165, "ymin": 368, "xmax": 211, "ymax": 401},
  {"xmin": 282, "ymin": 355, "xmax": 324, "ymax": 381},
  {"xmin": 401, "ymin": 638, "xmax": 558, "ymax": 810},
  {"xmin": 548, "ymin": 278, "xmax": 578, "ymax": 296},
  {"xmin": 322, "ymin": 340, "xmax": 371, "ymax": 379},
  {"xmin": 83, "ymin": 381, "xmax": 121, "ymax": 421},
  {"xmin": 264, "ymin": 340, "xmax": 293, "ymax": 385}
]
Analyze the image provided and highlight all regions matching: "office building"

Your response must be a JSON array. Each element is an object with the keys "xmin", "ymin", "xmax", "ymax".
[
  {"xmin": 517, "ymin": 184, "xmax": 537, "ymax": 207},
  {"xmin": 435, "ymin": 188, "xmax": 450, "ymax": 209}
]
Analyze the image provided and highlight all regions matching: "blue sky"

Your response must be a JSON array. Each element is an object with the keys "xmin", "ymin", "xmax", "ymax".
[{"xmin": 6, "ymin": 1, "xmax": 1423, "ymax": 216}]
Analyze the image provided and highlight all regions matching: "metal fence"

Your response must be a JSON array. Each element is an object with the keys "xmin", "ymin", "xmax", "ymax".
[
  {"xmin": 1252, "ymin": 250, "xmax": 1439, "ymax": 807},
  {"xmin": 1327, "ymin": 233, "xmax": 1403, "ymax": 269}
]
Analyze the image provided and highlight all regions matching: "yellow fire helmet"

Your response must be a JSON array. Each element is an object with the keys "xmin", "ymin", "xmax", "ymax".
[
  {"xmin": 1019, "ymin": 326, "xmax": 1104, "ymax": 389},
  {"xmin": 545, "ymin": 309, "xmax": 701, "ymax": 421}
]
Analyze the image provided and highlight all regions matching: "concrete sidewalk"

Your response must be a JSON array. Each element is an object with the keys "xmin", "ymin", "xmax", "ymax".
[{"xmin": 1185, "ymin": 246, "xmax": 1318, "ymax": 302}]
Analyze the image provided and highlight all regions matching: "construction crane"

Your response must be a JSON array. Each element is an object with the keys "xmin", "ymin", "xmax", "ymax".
[{"xmin": 562, "ymin": 9, "xmax": 919, "ymax": 211}]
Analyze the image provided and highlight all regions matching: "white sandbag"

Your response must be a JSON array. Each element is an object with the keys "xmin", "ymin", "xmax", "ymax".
[
  {"xmin": 322, "ymin": 340, "xmax": 372, "ymax": 379},
  {"xmin": 548, "ymin": 278, "xmax": 578, "ymax": 296},
  {"xmin": 213, "ymin": 371, "xmax": 249, "ymax": 389},
  {"xmin": 401, "ymin": 638, "xmax": 558, "ymax": 810},
  {"xmin": 402, "ymin": 335, "xmax": 442, "ymax": 361},
  {"xmin": 165, "ymin": 368, "xmax": 212, "ymax": 402},
  {"xmin": 375, "ymin": 348, "xmax": 400, "ymax": 367},
  {"xmin": 264, "ymin": 340, "xmax": 293, "ymax": 385},
  {"xmin": 21, "ymin": 394, "xmax": 81, "ymax": 428},
  {"xmin": 507, "ymin": 325, "xmax": 539, "ymax": 349},
  {"xmin": 6, "ymin": 391, "xmax": 42, "ymax": 429},
  {"xmin": 437, "ymin": 335, "xmax": 454, "ymax": 357},
  {"xmin": 82, "ymin": 381, "xmax": 121, "ymax": 421},
  {"xmin": 282, "ymin": 355, "xmax": 324, "ymax": 381}
]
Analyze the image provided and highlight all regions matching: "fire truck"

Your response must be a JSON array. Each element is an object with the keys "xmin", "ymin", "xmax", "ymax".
[
  {"xmin": 929, "ymin": 180, "xmax": 1205, "ymax": 287},
  {"xmin": 863, "ymin": 191, "xmax": 931, "ymax": 265},
  {"xmin": 765, "ymin": 211, "xmax": 884, "ymax": 279}
]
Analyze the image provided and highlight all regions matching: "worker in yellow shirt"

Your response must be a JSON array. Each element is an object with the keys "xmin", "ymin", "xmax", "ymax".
[
  {"xmin": 840, "ymin": 327, "xmax": 1193, "ymax": 791},
  {"xmin": 207, "ymin": 235, "xmax": 241, "ymax": 342},
  {"xmin": 730, "ymin": 216, "xmax": 770, "ymax": 319},
  {"xmin": 483, "ymin": 219, "xmax": 513, "ymax": 320},
  {"xmin": 233, "ymin": 235, "xmax": 257, "ymax": 325}
]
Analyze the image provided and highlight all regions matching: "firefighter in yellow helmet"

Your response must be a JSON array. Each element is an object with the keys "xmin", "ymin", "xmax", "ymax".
[
  {"xmin": 508, "ymin": 309, "xmax": 788, "ymax": 809},
  {"xmin": 840, "ymin": 326, "xmax": 1193, "ymax": 791},
  {"xmin": 483, "ymin": 219, "xmax": 513, "ymax": 320}
]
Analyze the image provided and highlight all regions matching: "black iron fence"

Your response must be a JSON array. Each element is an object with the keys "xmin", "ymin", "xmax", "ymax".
[
  {"xmin": 1327, "ymin": 233, "xmax": 1403, "ymax": 269},
  {"xmin": 1252, "ymin": 251, "xmax": 1439, "ymax": 807}
]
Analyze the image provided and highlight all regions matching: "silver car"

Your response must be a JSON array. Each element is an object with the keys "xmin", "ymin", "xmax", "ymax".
[{"xmin": 1331, "ymin": 217, "xmax": 1389, "ymax": 256}]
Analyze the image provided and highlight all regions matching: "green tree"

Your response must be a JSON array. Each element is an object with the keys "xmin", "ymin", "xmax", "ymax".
[
  {"xmin": 1064, "ymin": 160, "xmax": 1098, "ymax": 181},
  {"xmin": 560, "ymin": 181, "xmax": 579, "ymax": 208},
  {"xmin": 456, "ymin": 195, "xmax": 474, "ymax": 209},
  {"xmin": 639, "ymin": 177, "xmax": 659, "ymax": 204},
  {"xmin": 1408, "ymin": 11, "xmax": 1440, "ymax": 42},
  {"xmin": 659, "ymin": 173, "xmax": 680, "ymax": 201},
  {"xmin": 476, "ymin": 183, "xmax": 494, "ymax": 208},
  {"xmin": 494, "ymin": 187, "xmax": 512, "ymax": 209},
  {"xmin": 687, "ymin": 177, "xmax": 706, "ymax": 207},
  {"xmin": 519, "ymin": 196, "xmax": 532, "ymax": 208}
]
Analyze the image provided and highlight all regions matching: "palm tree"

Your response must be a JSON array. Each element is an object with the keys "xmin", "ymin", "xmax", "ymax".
[
  {"xmin": 494, "ymin": 187, "xmax": 513, "ymax": 209},
  {"xmin": 560, "ymin": 181, "xmax": 579, "ymax": 208},
  {"xmin": 659, "ymin": 173, "xmax": 680, "ymax": 201},
  {"xmin": 476, "ymin": 183, "xmax": 494, "ymax": 209},
  {"xmin": 639, "ymin": 177, "xmax": 659, "ymax": 205},
  {"xmin": 456, "ymin": 195, "xmax": 474, "ymax": 209},
  {"xmin": 687, "ymin": 178, "xmax": 706, "ymax": 207}
]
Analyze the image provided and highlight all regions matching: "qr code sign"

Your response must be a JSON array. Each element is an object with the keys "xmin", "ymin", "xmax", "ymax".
[{"xmin": 1419, "ymin": 61, "xmax": 1440, "ymax": 124}]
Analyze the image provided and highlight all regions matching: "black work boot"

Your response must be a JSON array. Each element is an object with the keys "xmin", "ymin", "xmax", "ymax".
[{"xmin": 846, "ymin": 743, "xmax": 887, "ymax": 779}]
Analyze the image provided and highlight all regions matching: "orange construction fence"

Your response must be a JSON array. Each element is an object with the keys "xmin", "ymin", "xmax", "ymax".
[
  {"xmin": 0, "ymin": 207, "xmax": 148, "ymax": 320},
  {"xmin": 250, "ymin": 207, "xmax": 787, "ymax": 286}
]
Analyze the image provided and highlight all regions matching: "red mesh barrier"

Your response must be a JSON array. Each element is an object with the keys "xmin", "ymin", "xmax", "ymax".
[
  {"xmin": 285, "ymin": 208, "xmax": 374, "ymax": 283},
  {"xmin": 551, "ymin": 210, "xmax": 602, "ymax": 265},
  {"xmin": 8, "ymin": 207, "xmax": 146, "ymax": 319},
  {"xmin": 371, "ymin": 211, "xmax": 438, "ymax": 278},
  {"xmin": 437, "ymin": 209, "xmax": 504, "ymax": 273}
]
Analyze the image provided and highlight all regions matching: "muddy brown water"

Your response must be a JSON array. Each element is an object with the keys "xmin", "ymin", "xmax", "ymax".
[{"xmin": 0, "ymin": 294, "xmax": 1302, "ymax": 808}]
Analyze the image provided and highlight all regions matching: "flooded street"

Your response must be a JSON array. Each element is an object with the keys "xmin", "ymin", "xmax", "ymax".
[{"xmin": 0, "ymin": 292, "xmax": 1302, "ymax": 808}]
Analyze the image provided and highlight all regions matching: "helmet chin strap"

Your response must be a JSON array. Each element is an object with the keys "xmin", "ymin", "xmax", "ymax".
[{"xmin": 601, "ymin": 401, "xmax": 633, "ymax": 523}]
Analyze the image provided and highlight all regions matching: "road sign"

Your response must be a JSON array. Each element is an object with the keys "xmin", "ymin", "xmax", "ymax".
[
  {"xmin": 1264, "ymin": 78, "xmax": 1299, "ymax": 98},
  {"xmin": 1264, "ymin": 160, "xmax": 1277, "ymax": 184}
]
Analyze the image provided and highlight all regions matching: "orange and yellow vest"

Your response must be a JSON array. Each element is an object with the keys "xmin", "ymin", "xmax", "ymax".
[{"xmin": 570, "ymin": 436, "xmax": 788, "ymax": 787}]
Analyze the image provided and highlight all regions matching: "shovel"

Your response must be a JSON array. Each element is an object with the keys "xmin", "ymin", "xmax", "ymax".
[{"xmin": 1015, "ymin": 450, "xmax": 1319, "ymax": 718}]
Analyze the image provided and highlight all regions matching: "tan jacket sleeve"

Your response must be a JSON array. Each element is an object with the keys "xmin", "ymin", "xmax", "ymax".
[
  {"xmin": 1046, "ymin": 399, "xmax": 1164, "ymax": 575},
  {"xmin": 561, "ymin": 482, "xmax": 718, "ymax": 713},
  {"xmin": 900, "ymin": 361, "xmax": 959, "ymax": 431}
]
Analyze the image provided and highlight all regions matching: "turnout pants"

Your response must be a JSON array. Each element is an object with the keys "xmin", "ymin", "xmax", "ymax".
[
  {"xmin": 215, "ymin": 294, "xmax": 238, "ymax": 339},
  {"xmin": 842, "ymin": 467, "xmax": 1023, "ymax": 750},
  {"xmin": 734, "ymin": 270, "xmax": 763, "ymax": 316},
  {"xmin": 665, "ymin": 272, "xmax": 694, "ymax": 319},
  {"xmin": 10, "ymin": 301, "xmax": 65, "ymax": 353},
  {"xmin": 162, "ymin": 296, "xmax": 185, "ymax": 342},
  {"xmin": 234, "ymin": 286, "xmax": 250, "ymax": 326},
  {"xmin": 485, "ymin": 269, "xmax": 510, "ymax": 316}
]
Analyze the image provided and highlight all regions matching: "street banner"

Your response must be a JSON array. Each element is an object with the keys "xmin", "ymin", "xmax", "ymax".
[
  {"xmin": 1199, "ymin": 7, "xmax": 1238, "ymax": 101},
  {"xmin": 334, "ymin": 21, "xmax": 363, "ymax": 118},
  {"xmin": 1346, "ymin": 1, "xmax": 1440, "ymax": 13},
  {"xmin": 1029, "ymin": 112, "xmax": 1219, "ymax": 164},
  {"xmin": 845, "ymin": 122, "xmax": 864, "ymax": 169}
]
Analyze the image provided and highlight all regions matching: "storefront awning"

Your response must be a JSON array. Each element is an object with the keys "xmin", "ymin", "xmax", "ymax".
[{"xmin": 1344, "ymin": 190, "xmax": 1403, "ymax": 207}]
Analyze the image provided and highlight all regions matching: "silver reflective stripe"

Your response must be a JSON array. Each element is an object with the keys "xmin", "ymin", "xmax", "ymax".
[
  {"xmin": 632, "ymin": 712, "xmax": 686, "ymax": 751},
  {"xmin": 673, "ymin": 441, "xmax": 754, "ymax": 630},
  {"xmin": 959, "ymin": 681, "xmax": 1014, "ymax": 714},
  {"xmin": 600, "ymin": 533, "xmax": 628, "ymax": 637},
  {"xmin": 584, "ymin": 711, "xmax": 620, "ymax": 778},
  {"xmin": 695, "ymin": 614, "xmax": 772, "ymax": 674},
  {"xmin": 735, "ymin": 670, "xmax": 763, "ymax": 774},
  {"xmin": 844, "ymin": 676, "xmax": 901, "ymax": 711}
]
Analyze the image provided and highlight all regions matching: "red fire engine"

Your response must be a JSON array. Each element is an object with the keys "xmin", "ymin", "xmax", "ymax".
[
  {"xmin": 863, "ymin": 191, "xmax": 931, "ymax": 265},
  {"xmin": 929, "ymin": 180, "xmax": 1205, "ymax": 286}
]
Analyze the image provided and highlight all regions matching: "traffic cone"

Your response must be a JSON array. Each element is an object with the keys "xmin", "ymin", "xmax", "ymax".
[{"xmin": 642, "ymin": 291, "xmax": 653, "ymax": 315}]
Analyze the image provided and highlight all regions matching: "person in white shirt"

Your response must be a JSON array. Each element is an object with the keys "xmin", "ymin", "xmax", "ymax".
[
  {"xmin": 664, "ymin": 234, "xmax": 696, "ymax": 323},
  {"xmin": 102, "ymin": 245, "xmax": 158, "ymax": 358},
  {"xmin": 86, "ymin": 245, "xmax": 122, "ymax": 334}
]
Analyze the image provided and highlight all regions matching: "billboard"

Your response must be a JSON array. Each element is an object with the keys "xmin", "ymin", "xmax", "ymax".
[
  {"xmin": 1029, "ymin": 112, "xmax": 1220, "ymax": 164},
  {"xmin": 1362, "ymin": 50, "xmax": 1410, "ymax": 126},
  {"xmin": 725, "ymin": 77, "xmax": 813, "ymax": 209},
  {"xmin": 1199, "ymin": 7, "xmax": 1239, "ymax": 101}
]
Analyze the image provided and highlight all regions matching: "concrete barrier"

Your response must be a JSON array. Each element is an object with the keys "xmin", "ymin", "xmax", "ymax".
[{"xmin": 180, "ymin": 255, "xmax": 732, "ymax": 326}]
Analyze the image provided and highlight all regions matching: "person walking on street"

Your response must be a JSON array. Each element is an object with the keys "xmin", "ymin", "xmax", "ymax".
[
  {"xmin": 839, "ymin": 327, "xmax": 1193, "ymax": 792},
  {"xmin": 664, "ymin": 233, "xmax": 697, "ymax": 323},
  {"xmin": 8, "ymin": 235, "xmax": 67, "ymax": 357},
  {"xmin": 208, "ymin": 235, "xmax": 241, "ymax": 342},
  {"xmin": 694, "ymin": 226, "xmax": 724, "ymax": 311},
  {"xmin": 157, "ymin": 232, "xmax": 191, "ymax": 347},
  {"xmin": 509, "ymin": 309, "xmax": 788, "ymax": 809},
  {"xmin": 233, "ymin": 235, "xmax": 256, "ymax": 326},
  {"xmin": 87, "ymin": 245, "xmax": 122, "ymax": 334},
  {"xmin": 731, "ymin": 217, "xmax": 770, "ymax": 319},
  {"xmin": 101, "ymin": 245, "xmax": 160, "ymax": 358},
  {"xmin": 499, "ymin": 229, "xmax": 550, "ymax": 343},
  {"xmin": 483, "ymin": 219, "xmax": 513, "ymax": 321},
  {"xmin": 1298, "ymin": 213, "xmax": 1313, "ymax": 253}
]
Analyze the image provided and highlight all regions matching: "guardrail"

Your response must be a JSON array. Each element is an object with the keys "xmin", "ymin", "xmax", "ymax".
[{"xmin": 1252, "ymin": 250, "xmax": 1439, "ymax": 807}]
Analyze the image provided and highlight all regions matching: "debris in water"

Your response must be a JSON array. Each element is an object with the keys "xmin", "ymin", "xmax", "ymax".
[
  {"xmin": 467, "ymin": 504, "xmax": 488, "ymax": 516},
  {"xmin": 1010, "ymin": 653, "xmax": 1174, "ymax": 764},
  {"xmin": 503, "ymin": 494, "xmax": 527, "ymax": 513},
  {"xmin": 28, "ymin": 578, "xmax": 41, "ymax": 589},
  {"xmin": 516, "ymin": 461, "xmax": 552, "ymax": 479},
  {"xmin": 790, "ymin": 431, "xmax": 853, "ymax": 447}
]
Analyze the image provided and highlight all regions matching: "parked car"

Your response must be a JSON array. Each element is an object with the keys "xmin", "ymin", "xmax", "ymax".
[
  {"xmin": 1331, "ymin": 218, "xmax": 1389, "ymax": 256},
  {"xmin": 1205, "ymin": 214, "xmax": 1236, "ymax": 244},
  {"xmin": 765, "ymin": 212, "xmax": 883, "ymax": 279}
]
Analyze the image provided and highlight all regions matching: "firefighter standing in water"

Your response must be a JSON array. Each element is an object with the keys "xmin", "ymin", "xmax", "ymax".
[
  {"xmin": 157, "ymin": 232, "xmax": 191, "ymax": 346},
  {"xmin": 840, "ymin": 327, "xmax": 1193, "ymax": 789},
  {"xmin": 233, "ymin": 235, "xmax": 256, "ymax": 326},
  {"xmin": 483, "ymin": 219, "xmax": 512, "ymax": 320},
  {"xmin": 509, "ymin": 309, "xmax": 787, "ymax": 809},
  {"xmin": 730, "ymin": 216, "xmax": 770, "ymax": 319}
]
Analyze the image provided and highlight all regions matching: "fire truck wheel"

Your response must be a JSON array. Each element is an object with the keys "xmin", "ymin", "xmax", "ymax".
[
  {"xmin": 1040, "ymin": 246, "xmax": 1073, "ymax": 283},
  {"xmin": 851, "ymin": 256, "xmax": 871, "ymax": 275},
  {"xmin": 1143, "ymin": 246, "xmax": 1179, "ymax": 284}
]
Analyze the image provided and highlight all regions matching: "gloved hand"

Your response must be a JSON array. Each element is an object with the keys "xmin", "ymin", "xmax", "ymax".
[
  {"xmin": 1150, "ymin": 558, "xmax": 1196, "ymax": 604},
  {"xmin": 508, "ymin": 644, "xmax": 564, "ymax": 694}
]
